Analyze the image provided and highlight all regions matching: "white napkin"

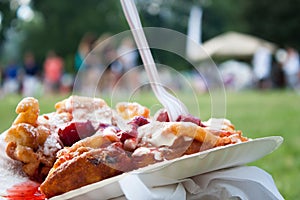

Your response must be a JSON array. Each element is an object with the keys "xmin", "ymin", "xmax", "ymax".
[
  {"xmin": 117, "ymin": 166, "xmax": 284, "ymax": 200},
  {"xmin": 185, "ymin": 166, "xmax": 284, "ymax": 200}
]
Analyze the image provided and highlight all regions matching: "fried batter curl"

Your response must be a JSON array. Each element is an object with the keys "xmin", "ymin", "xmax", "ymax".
[{"xmin": 5, "ymin": 97, "xmax": 61, "ymax": 181}]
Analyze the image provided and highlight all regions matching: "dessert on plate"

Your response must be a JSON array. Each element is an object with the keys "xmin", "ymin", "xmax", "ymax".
[{"xmin": 3, "ymin": 95, "xmax": 248, "ymax": 198}]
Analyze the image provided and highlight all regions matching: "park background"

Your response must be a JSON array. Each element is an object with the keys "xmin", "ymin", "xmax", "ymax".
[{"xmin": 0, "ymin": 0, "xmax": 300, "ymax": 199}]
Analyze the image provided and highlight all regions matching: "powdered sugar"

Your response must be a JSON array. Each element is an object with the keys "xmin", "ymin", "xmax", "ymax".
[
  {"xmin": 0, "ymin": 133, "xmax": 28, "ymax": 195},
  {"xmin": 42, "ymin": 134, "xmax": 62, "ymax": 156}
]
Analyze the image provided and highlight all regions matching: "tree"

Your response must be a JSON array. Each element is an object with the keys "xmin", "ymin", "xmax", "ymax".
[
  {"xmin": 242, "ymin": 0, "xmax": 300, "ymax": 49},
  {"xmin": 134, "ymin": 0, "xmax": 247, "ymax": 69},
  {"xmin": 21, "ymin": 0, "xmax": 127, "ymax": 72},
  {"xmin": 0, "ymin": 0, "xmax": 17, "ymax": 46},
  {"xmin": 1, "ymin": 0, "xmax": 299, "ymax": 72}
]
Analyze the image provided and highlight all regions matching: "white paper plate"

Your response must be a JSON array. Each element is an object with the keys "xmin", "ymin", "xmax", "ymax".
[{"xmin": 48, "ymin": 136, "xmax": 283, "ymax": 200}]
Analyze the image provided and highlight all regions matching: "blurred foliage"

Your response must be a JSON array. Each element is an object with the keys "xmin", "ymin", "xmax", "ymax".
[
  {"xmin": 0, "ymin": 0, "xmax": 15, "ymax": 44},
  {"xmin": 201, "ymin": 0, "xmax": 247, "ymax": 40},
  {"xmin": 0, "ymin": 0, "xmax": 299, "ymax": 71},
  {"xmin": 22, "ymin": 0, "xmax": 127, "ymax": 73},
  {"xmin": 242, "ymin": 0, "xmax": 300, "ymax": 49}
]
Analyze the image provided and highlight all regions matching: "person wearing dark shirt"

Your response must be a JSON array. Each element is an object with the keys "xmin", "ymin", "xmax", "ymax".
[
  {"xmin": 22, "ymin": 52, "xmax": 41, "ymax": 96},
  {"xmin": 3, "ymin": 60, "xmax": 20, "ymax": 94}
]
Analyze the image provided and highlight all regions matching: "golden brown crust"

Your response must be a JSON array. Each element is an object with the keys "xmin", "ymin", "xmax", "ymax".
[
  {"xmin": 168, "ymin": 122, "xmax": 219, "ymax": 147},
  {"xmin": 116, "ymin": 102, "xmax": 150, "ymax": 120},
  {"xmin": 51, "ymin": 134, "xmax": 119, "ymax": 171},
  {"xmin": 5, "ymin": 97, "xmax": 62, "ymax": 182},
  {"xmin": 13, "ymin": 97, "xmax": 39, "ymax": 126},
  {"xmin": 6, "ymin": 123, "xmax": 39, "ymax": 149},
  {"xmin": 54, "ymin": 95, "xmax": 114, "ymax": 126},
  {"xmin": 55, "ymin": 95, "xmax": 108, "ymax": 114},
  {"xmin": 66, "ymin": 134, "xmax": 118, "ymax": 152},
  {"xmin": 40, "ymin": 143, "xmax": 132, "ymax": 198}
]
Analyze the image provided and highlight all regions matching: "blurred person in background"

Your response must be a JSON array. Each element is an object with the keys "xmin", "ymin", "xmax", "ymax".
[
  {"xmin": 74, "ymin": 33, "xmax": 113, "ymax": 95},
  {"xmin": 271, "ymin": 50, "xmax": 286, "ymax": 89},
  {"xmin": 74, "ymin": 32, "xmax": 97, "ymax": 72},
  {"xmin": 282, "ymin": 47, "xmax": 300, "ymax": 89},
  {"xmin": 43, "ymin": 50, "xmax": 64, "ymax": 94},
  {"xmin": 22, "ymin": 52, "xmax": 41, "ymax": 97},
  {"xmin": 117, "ymin": 37, "xmax": 139, "ymax": 91},
  {"xmin": 252, "ymin": 46, "xmax": 272, "ymax": 89},
  {"xmin": 3, "ymin": 59, "xmax": 21, "ymax": 95},
  {"xmin": 102, "ymin": 44, "xmax": 124, "ymax": 93}
]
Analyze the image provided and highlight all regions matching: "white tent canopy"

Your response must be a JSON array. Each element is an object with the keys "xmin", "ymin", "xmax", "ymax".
[{"xmin": 187, "ymin": 31, "xmax": 277, "ymax": 61}]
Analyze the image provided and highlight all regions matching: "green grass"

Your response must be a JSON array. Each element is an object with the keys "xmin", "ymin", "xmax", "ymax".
[{"xmin": 0, "ymin": 90, "xmax": 299, "ymax": 199}]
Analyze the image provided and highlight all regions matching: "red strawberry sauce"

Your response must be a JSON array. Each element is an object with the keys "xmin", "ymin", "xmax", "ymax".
[{"xmin": 3, "ymin": 181, "xmax": 46, "ymax": 200}]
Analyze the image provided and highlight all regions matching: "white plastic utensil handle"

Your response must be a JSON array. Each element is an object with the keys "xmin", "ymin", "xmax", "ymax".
[
  {"xmin": 120, "ymin": 0, "xmax": 189, "ymax": 121},
  {"xmin": 120, "ymin": 0, "xmax": 160, "ymax": 85}
]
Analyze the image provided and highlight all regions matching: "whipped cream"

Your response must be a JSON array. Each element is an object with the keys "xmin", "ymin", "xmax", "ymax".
[{"xmin": 137, "ymin": 122, "xmax": 178, "ymax": 147}]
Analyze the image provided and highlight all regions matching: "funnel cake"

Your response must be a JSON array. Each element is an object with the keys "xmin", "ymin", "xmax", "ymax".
[
  {"xmin": 5, "ymin": 97, "xmax": 62, "ymax": 182},
  {"xmin": 4, "ymin": 96, "xmax": 248, "ymax": 198}
]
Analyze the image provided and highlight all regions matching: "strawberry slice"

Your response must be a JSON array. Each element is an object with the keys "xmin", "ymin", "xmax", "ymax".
[
  {"xmin": 58, "ymin": 121, "xmax": 96, "ymax": 146},
  {"xmin": 176, "ymin": 114, "xmax": 206, "ymax": 127},
  {"xmin": 117, "ymin": 116, "xmax": 149, "ymax": 143}
]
